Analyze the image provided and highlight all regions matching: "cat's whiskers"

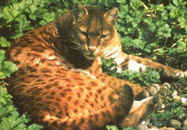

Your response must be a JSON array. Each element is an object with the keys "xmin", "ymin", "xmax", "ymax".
[{"xmin": 58, "ymin": 38, "xmax": 81, "ymax": 50}]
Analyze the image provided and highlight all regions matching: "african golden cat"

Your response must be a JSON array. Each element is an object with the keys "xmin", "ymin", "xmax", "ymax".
[{"xmin": 6, "ymin": 3, "xmax": 186, "ymax": 130}]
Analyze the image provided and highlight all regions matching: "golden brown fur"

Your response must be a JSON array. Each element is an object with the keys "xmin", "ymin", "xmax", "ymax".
[{"xmin": 6, "ymin": 3, "xmax": 186, "ymax": 130}]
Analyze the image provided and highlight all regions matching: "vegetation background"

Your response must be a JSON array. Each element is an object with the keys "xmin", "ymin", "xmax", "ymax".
[{"xmin": 0, "ymin": 0, "xmax": 186, "ymax": 130}]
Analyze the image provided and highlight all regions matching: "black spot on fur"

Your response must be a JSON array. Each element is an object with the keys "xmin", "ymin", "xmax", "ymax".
[
  {"xmin": 79, "ymin": 117, "xmax": 85, "ymax": 124},
  {"xmin": 53, "ymin": 81, "xmax": 59, "ymax": 86},
  {"xmin": 67, "ymin": 96, "xmax": 72, "ymax": 101},
  {"xmin": 28, "ymin": 74, "xmax": 39, "ymax": 78},
  {"xmin": 102, "ymin": 111, "xmax": 106, "ymax": 117},
  {"xmin": 74, "ymin": 100, "xmax": 79, "ymax": 105},
  {"xmin": 40, "ymin": 68, "xmax": 51, "ymax": 73},
  {"xmin": 97, "ymin": 89, "xmax": 102, "ymax": 94},
  {"xmin": 60, "ymin": 93, "xmax": 66, "ymax": 97},
  {"xmin": 80, "ymin": 105, "xmax": 84, "ymax": 109},
  {"xmin": 95, "ymin": 114, "xmax": 99, "ymax": 120},
  {"xmin": 26, "ymin": 66, "xmax": 37, "ymax": 72},
  {"xmin": 64, "ymin": 88, "xmax": 71, "ymax": 93},
  {"xmin": 35, "ymin": 79, "xmax": 43, "ymax": 82},
  {"xmin": 77, "ymin": 92, "xmax": 81, "ymax": 98},
  {"xmin": 13, "ymin": 48, "xmax": 22, "ymax": 56},
  {"xmin": 18, "ymin": 69, "xmax": 26, "ymax": 75},
  {"xmin": 73, "ymin": 126, "xmax": 80, "ymax": 130},
  {"xmin": 106, "ymin": 110, "xmax": 111, "ymax": 118},
  {"xmin": 74, "ymin": 109, "xmax": 78, "ymax": 114},
  {"xmin": 32, "ymin": 47, "xmax": 45, "ymax": 52},
  {"xmin": 44, "ymin": 85, "xmax": 52, "ymax": 89},
  {"xmin": 60, "ymin": 122, "xmax": 67, "ymax": 127},
  {"xmin": 50, "ymin": 91, "xmax": 56, "ymax": 95},
  {"xmin": 13, "ymin": 60, "xmax": 20, "ymax": 65}
]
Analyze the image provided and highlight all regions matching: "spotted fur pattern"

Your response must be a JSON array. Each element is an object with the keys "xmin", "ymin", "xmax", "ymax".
[{"xmin": 6, "ymin": 3, "xmax": 186, "ymax": 130}]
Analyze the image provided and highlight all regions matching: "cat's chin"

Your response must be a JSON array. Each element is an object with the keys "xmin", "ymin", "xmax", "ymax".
[{"xmin": 84, "ymin": 54, "xmax": 96, "ymax": 60}]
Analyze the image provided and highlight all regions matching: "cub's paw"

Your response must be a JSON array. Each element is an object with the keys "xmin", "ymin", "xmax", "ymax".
[
  {"xmin": 136, "ymin": 83, "xmax": 170, "ymax": 100},
  {"xmin": 119, "ymin": 83, "xmax": 169, "ymax": 128}
]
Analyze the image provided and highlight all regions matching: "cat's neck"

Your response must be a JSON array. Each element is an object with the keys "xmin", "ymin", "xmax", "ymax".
[{"xmin": 64, "ymin": 48, "xmax": 94, "ymax": 69}]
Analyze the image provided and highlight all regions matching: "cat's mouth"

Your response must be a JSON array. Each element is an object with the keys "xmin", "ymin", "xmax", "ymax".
[
  {"xmin": 84, "ymin": 53, "xmax": 96, "ymax": 60},
  {"xmin": 83, "ymin": 46, "xmax": 98, "ymax": 60}
]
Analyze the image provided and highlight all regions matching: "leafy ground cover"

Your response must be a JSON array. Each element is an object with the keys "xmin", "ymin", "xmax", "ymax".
[{"xmin": 0, "ymin": 0, "xmax": 186, "ymax": 130}]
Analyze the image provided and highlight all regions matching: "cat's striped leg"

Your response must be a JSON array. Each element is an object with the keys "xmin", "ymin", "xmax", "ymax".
[{"xmin": 114, "ymin": 51, "xmax": 186, "ymax": 79}]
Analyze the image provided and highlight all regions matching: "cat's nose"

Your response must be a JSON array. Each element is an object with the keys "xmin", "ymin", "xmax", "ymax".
[{"xmin": 88, "ymin": 46, "xmax": 97, "ymax": 53}]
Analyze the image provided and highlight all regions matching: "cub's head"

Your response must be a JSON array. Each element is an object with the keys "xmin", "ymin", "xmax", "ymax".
[{"xmin": 61, "ymin": 3, "xmax": 122, "ymax": 60}]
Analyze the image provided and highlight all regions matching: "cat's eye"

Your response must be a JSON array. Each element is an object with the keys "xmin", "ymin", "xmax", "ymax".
[
  {"xmin": 79, "ymin": 30, "xmax": 88, "ymax": 36},
  {"xmin": 101, "ymin": 34, "xmax": 109, "ymax": 39}
]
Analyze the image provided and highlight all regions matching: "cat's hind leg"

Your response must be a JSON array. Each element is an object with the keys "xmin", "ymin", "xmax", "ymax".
[{"xmin": 118, "ymin": 83, "xmax": 169, "ymax": 128}]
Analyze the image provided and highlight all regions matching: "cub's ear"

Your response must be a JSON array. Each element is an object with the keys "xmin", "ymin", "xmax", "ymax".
[
  {"xmin": 72, "ymin": 3, "xmax": 88, "ymax": 22},
  {"xmin": 104, "ymin": 8, "xmax": 118, "ymax": 25}
]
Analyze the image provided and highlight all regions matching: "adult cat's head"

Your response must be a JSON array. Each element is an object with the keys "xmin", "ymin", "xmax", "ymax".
[{"xmin": 56, "ymin": 3, "xmax": 122, "ymax": 60}]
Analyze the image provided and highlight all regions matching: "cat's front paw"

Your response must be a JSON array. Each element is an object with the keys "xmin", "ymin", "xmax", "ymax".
[
  {"xmin": 170, "ymin": 70, "xmax": 187, "ymax": 79},
  {"xmin": 136, "ymin": 83, "xmax": 170, "ymax": 100}
]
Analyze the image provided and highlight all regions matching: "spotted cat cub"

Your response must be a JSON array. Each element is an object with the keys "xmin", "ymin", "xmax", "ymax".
[{"xmin": 6, "ymin": 3, "xmax": 186, "ymax": 130}]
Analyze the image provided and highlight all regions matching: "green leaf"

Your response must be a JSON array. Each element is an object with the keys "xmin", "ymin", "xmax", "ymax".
[
  {"xmin": 28, "ymin": 124, "xmax": 43, "ymax": 130},
  {"xmin": 0, "ymin": 50, "xmax": 6, "ymax": 70},
  {"xmin": 130, "ymin": 0, "xmax": 143, "ymax": 10},
  {"xmin": 0, "ymin": 94, "xmax": 12, "ymax": 105},
  {"xmin": 2, "ymin": 7, "xmax": 14, "ymax": 23},
  {"xmin": 12, "ymin": 8, "xmax": 19, "ymax": 18},
  {"xmin": 176, "ymin": 41, "xmax": 187, "ymax": 51},
  {"xmin": 2, "ymin": 61, "xmax": 18, "ymax": 77},
  {"xmin": 0, "ymin": 37, "xmax": 11, "ymax": 47},
  {"xmin": 0, "ymin": 105, "xmax": 15, "ymax": 118},
  {"xmin": 173, "ymin": 0, "xmax": 179, "ymax": 6},
  {"xmin": 29, "ymin": 4, "xmax": 38, "ymax": 13},
  {"xmin": 178, "ymin": 17, "xmax": 187, "ymax": 31},
  {"xmin": 116, "ymin": 0, "xmax": 127, "ymax": 4},
  {"xmin": 0, "ymin": 117, "xmax": 12, "ymax": 130},
  {"xmin": 106, "ymin": 125, "xmax": 119, "ymax": 130},
  {"xmin": 123, "ymin": 127, "xmax": 135, "ymax": 130},
  {"xmin": 157, "ymin": 23, "xmax": 171, "ymax": 38}
]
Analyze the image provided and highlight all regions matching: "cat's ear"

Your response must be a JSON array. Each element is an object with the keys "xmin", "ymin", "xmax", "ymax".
[
  {"xmin": 104, "ymin": 8, "xmax": 118, "ymax": 25},
  {"xmin": 72, "ymin": 3, "xmax": 88, "ymax": 22}
]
